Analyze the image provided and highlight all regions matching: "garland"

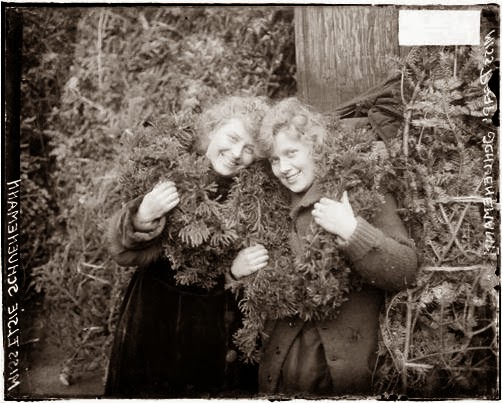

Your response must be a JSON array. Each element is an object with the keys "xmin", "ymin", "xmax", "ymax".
[
  {"xmin": 118, "ymin": 114, "xmax": 293, "ymax": 292},
  {"xmin": 118, "ymin": 114, "xmax": 242, "ymax": 290},
  {"xmin": 230, "ymin": 120, "xmax": 395, "ymax": 360},
  {"xmin": 117, "ymin": 114, "xmax": 396, "ymax": 360}
]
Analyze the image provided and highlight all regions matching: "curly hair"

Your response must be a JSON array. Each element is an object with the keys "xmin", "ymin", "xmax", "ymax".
[
  {"xmin": 196, "ymin": 95, "xmax": 270, "ymax": 157},
  {"xmin": 258, "ymin": 97, "xmax": 327, "ymax": 160}
]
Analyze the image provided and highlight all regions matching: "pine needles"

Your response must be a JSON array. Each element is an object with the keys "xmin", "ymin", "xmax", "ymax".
[{"xmin": 373, "ymin": 45, "xmax": 498, "ymax": 397}]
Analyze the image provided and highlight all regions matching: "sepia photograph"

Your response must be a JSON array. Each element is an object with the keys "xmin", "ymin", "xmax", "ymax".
[{"xmin": 3, "ymin": 2, "xmax": 500, "ymax": 400}]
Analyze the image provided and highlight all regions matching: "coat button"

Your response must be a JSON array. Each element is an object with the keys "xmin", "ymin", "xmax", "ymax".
[
  {"xmin": 267, "ymin": 374, "xmax": 273, "ymax": 382},
  {"xmin": 226, "ymin": 349, "xmax": 237, "ymax": 363},
  {"xmin": 288, "ymin": 321, "xmax": 296, "ymax": 328}
]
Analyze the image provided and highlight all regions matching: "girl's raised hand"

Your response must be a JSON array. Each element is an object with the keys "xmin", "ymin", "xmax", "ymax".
[
  {"xmin": 135, "ymin": 181, "xmax": 180, "ymax": 226},
  {"xmin": 231, "ymin": 244, "xmax": 269, "ymax": 279},
  {"xmin": 312, "ymin": 191, "xmax": 357, "ymax": 240}
]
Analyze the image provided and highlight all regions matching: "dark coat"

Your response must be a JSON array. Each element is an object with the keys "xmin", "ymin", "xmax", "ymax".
[
  {"xmin": 258, "ymin": 183, "xmax": 418, "ymax": 397},
  {"xmin": 104, "ymin": 196, "xmax": 256, "ymax": 398}
]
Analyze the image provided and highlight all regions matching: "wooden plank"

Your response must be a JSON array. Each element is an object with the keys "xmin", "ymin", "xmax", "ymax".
[{"xmin": 295, "ymin": 6, "xmax": 400, "ymax": 111}]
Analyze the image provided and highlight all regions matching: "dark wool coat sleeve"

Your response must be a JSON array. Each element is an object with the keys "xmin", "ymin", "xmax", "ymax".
[
  {"xmin": 341, "ymin": 192, "xmax": 418, "ymax": 291},
  {"xmin": 108, "ymin": 196, "xmax": 166, "ymax": 267}
]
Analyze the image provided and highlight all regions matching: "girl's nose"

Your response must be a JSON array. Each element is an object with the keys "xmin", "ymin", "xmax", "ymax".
[
  {"xmin": 279, "ymin": 158, "xmax": 291, "ymax": 174},
  {"xmin": 231, "ymin": 144, "xmax": 243, "ymax": 160}
]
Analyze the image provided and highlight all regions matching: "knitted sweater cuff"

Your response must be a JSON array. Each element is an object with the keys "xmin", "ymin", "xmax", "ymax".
[{"xmin": 342, "ymin": 216, "xmax": 382, "ymax": 261}]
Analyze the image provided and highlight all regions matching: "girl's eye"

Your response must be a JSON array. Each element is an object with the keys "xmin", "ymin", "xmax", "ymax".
[
  {"xmin": 270, "ymin": 158, "xmax": 279, "ymax": 165},
  {"xmin": 228, "ymin": 134, "xmax": 239, "ymax": 143},
  {"xmin": 244, "ymin": 146, "xmax": 255, "ymax": 155},
  {"xmin": 287, "ymin": 150, "xmax": 297, "ymax": 158}
]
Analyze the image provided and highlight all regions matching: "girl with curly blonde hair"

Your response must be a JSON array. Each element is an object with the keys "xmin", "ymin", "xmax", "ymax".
[
  {"xmin": 237, "ymin": 97, "xmax": 418, "ymax": 397},
  {"xmin": 105, "ymin": 95, "xmax": 270, "ymax": 398}
]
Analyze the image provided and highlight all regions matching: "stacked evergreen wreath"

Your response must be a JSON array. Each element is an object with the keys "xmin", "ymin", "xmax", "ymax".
[{"xmin": 230, "ymin": 120, "xmax": 395, "ymax": 360}]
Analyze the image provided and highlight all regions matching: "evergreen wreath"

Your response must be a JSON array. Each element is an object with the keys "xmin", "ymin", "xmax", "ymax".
[
  {"xmin": 230, "ymin": 119, "xmax": 395, "ymax": 360},
  {"xmin": 118, "ymin": 113, "xmax": 242, "ymax": 290},
  {"xmin": 116, "ymin": 113, "xmax": 403, "ymax": 362},
  {"xmin": 118, "ymin": 113, "xmax": 293, "ymax": 291}
]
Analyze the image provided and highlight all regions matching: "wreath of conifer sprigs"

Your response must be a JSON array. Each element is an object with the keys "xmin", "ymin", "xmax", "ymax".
[
  {"xmin": 118, "ymin": 114, "xmax": 297, "ymax": 291},
  {"xmin": 117, "ymin": 113, "xmax": 400, "ymax": 361},
  {"xmin": 119, "ymin": 114, "xmax": 242, "ymax": 289},
  {"xmin": 231, "ymin": 120, "xmax": 395, "ymax": 361}
]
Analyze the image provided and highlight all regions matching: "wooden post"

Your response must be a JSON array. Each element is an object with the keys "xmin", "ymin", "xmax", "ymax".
[{"xmin": 295, "ymin": 6, "xmax": 401, "ymax": 111}]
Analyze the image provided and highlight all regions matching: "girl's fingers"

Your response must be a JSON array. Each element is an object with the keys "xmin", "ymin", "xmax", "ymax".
[
  {"xmin": 319, "ymin": 197, "xmax": 336, "ymax": 206},
  {"xmin": 166, "ymin": 199, "xmax": 179, "ymax": 210},
  {"xmin": 151, "ymin": 190, "xmax": 178, "ymax": 206},
  {"xmin": 158, "ymin": 186, "xmax": 178, "ymax": 198},
  {"xmin": 312, "ymin": 210, "xmax": 326, "ymax": 220},
  {"xmin": 246, "ymin": 245, "xmax": 267, "ymax": 254},
  {"xmin": 159, "ymin": 180, "xmax": 176, "ymax": 188},
  {"xmin": 250, "ymin": 255, "xmax": 269, "ymax": 265},
  {"xmin": 153, "ymin": 181, "xmax": 173, "ymax": 192},
  {"xmin": 253, "ymin": 261, "xmax": 268, "ymax": 271},
  {"xmin": 164, "ymin": 192, "xmax": 179, "ymax": 203},
  {"xmin": 153, "ymin": 181, "xmax": 177, "ymax": 192},
  {"xmin": 246, "ymin": 249, "xmax": 268, "ymax": 260},
  {"xmin": 312, "ymin": 209, "xmax": 321, "ymax": 217},
  {"xmin": 249, "ymin": 262, "xmax": 268, "ymax": 274}
]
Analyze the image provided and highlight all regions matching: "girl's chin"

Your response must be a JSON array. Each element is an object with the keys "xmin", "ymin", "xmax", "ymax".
[
  {"xmin": 212, "ymin": 162, "xmax": 236, "ymax": 177},
  {"xmin": 284, "ymin": 181, "xmax": 312, "ymax": 194}
]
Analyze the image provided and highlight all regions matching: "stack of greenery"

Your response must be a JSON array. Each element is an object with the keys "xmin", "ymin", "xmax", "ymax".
[
  {"xmin": 25, "ymin": 6, "xmax": 296, "ymax": 385},
  {"xmin": 371, "ymin": 46, "xmax": 498, "ymax": 397}
]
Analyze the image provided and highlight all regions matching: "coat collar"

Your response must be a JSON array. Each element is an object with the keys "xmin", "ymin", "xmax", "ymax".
[{"xmin": 289, "ymin": 180, "xmax": 323, "ymax": 220}]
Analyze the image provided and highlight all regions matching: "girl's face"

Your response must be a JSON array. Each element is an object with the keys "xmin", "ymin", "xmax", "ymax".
[
  {"xmin": 205, "ymin": 118, "xmax": 256, "ymax": 177},
  {"xmin": 270, "ymin": 129, "xmax": 316, "ymax": 193}
]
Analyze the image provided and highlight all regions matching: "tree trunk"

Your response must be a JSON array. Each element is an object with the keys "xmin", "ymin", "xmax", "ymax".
[{"xmin": 295, "ymin": 6, "xmax": 400, "ymax": 111}]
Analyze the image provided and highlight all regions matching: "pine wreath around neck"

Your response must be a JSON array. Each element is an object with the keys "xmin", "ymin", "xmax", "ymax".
[
  {"xmin": 229, "ymin": 120, "xmax": 395, "ymax": 361},
  {"xmin": 118, "ymin": 113, "xmax": 244, "ymax": 289}
]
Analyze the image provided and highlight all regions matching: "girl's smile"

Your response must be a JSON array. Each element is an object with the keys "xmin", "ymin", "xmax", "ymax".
[
  {"xmin": 270, "ymin": 130, "xmax": 316, "ymax": 193},
  {"xmin": 206, "ymin": 118, "xmax": 256, "ymax": 177}
]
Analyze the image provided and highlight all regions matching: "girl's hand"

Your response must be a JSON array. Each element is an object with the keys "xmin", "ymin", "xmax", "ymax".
[
  {"xmin": 312, "ymin": 191, "xmax": 357, "ymax": 240},
  {"xmin": 231, "ymin": 244, "xmax": 269, "ymax": 279},
  {"xmin": 135, "ymin": 181, "xmax": 180, "ymax": 226}
]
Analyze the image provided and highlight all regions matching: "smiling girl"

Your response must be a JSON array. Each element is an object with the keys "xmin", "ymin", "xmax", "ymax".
[
  {"xmin": 104, "ymin": 96, "xmax": 270, "ymax": 398},
  {"xmin": 243, "ymin": 97, "xmax": 418, "ymax": 397}
]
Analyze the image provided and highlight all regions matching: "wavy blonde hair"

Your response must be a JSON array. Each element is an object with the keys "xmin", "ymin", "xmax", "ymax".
[
  {"xmin": 196, "ymin": 95, "xmax": 270, "ymax": 158},
  {"xmin": 258, "ymin": 97, "xmax": 327, "ymax": 160}
]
